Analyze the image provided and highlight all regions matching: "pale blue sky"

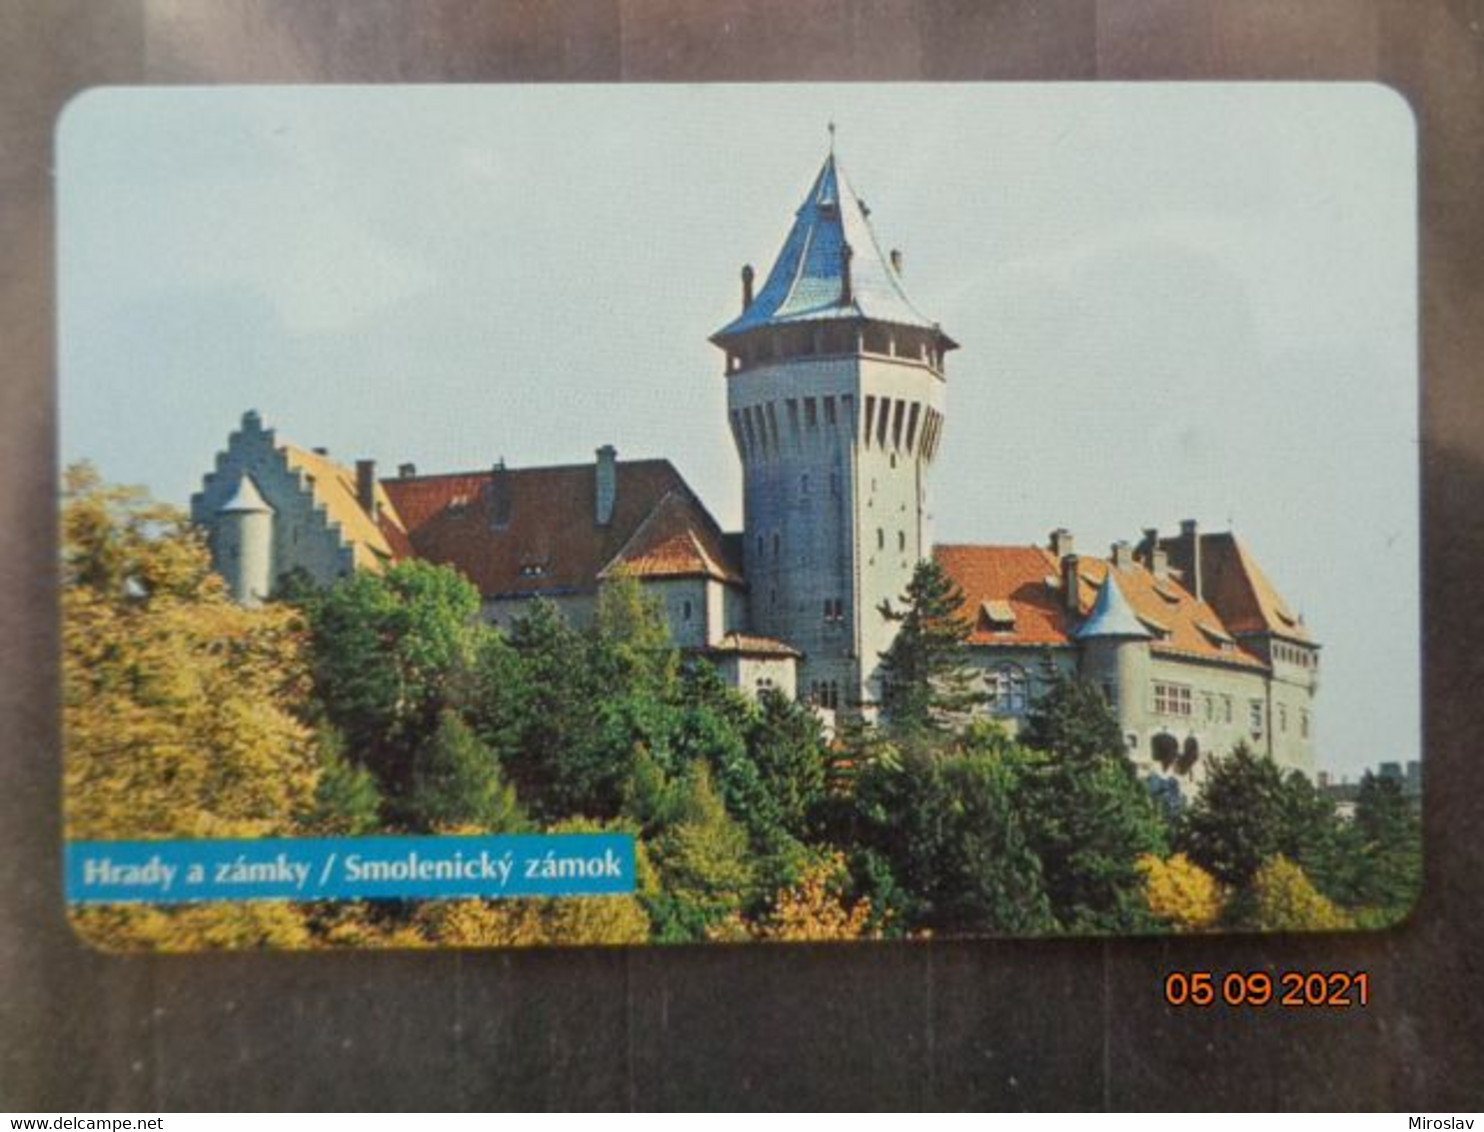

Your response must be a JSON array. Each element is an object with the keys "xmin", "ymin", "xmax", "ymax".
[{"xmin": 57, "ymin": 84, "xmax": 1418, "ymax": 778}]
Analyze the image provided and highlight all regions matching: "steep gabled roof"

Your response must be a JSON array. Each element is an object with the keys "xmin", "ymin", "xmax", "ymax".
[
  {"xmin": 381, "ymin": 459, "xmax": 738, "ymax": 600},
  {"xmin": 1161, "ymin": 530, "xmax": 1313, "ymax": 643},
  {"xmin": 600, "ymin": 490, "xmax": 744, "ymax": 585},
  {"xmin": 712, "ymin": 152, "xmax": 954, "ymax": 345}
]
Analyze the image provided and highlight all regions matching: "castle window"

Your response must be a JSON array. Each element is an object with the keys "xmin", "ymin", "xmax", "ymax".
[
  {"xmin": 1202, "ymin": 693, "xmax": 1214, "ymax": 721},
  {"xmin": 804, "ymin": 398, "xmax": 818, "ymax": 429},
  {"xmin": 682, "ymin": 599, "xmax": 693, "ymax": 621},
  {"xmin": 823, "ymin": 598, "xmax": 845, "ymax": 624},
  {"xmin": 757, "ymin": 676, "xmax": 775, "ymax": 692},
  {"xmin": 756, "ymin": 535, "xmax": 764, "ymax": 560},
  {"xmin": 877, "ymin": 528, "xmax": 885, "ymax": 550},
  {"xmin": 786, "ymin": 399, "xmax": 801, "ymax": 437},
  {"xmin": 1301, "ymin": 709, "xmax": 1311, "ymax": 739},
  {"xmin": 898, "ymin": 530, "xmax": 906, "ymax": 552},
  {"xmin": 890, "ymin": 453, "xmax": 898, "ymax": 469},
  {"xmin": 1154, "ymin": 682, "xmax": 1192, "ymax": 717},
  {"xmin": 773, "ymin": 532, "xmax": 781, "ymax": 559},
  {"xmin": 830, "ymin": 472, "xmax": 840, "ymax": 497},
  {"xmin": 1222, "ymin": 694, "xmax": 1234, "ymax": 724},
  {"xmin": 1102, "ymin": 680, "xmax": 1118, "ymax": 708},
  {"xmin": 1278, "ymin": 703, "xmax": 1288, "ymax": 733},
  {"xmin": 801, "ymin": 474, "xmax": 810, "ymax": 495},
  {"xmin": 823, "ymin": 397, "xmax": 837, "ymax": 425},
  {"xmin": 987, "ymin": 663, "xmax": 1028, "ymax": 714},
  {"xmin": 1249, "ymin": 700, "xmax": 1264, "ymax": 737}
]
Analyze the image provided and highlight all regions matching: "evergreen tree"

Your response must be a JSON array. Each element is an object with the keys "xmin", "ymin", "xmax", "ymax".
[
  {"xmin": 851, "ymin": 743, "xmax": 1054, "ymax": 936},
  {"xmin": 407, "ymin": 710, "xmax": 525, "ymax": 832},
  {"xmin": 1349, "ymin": 771, "xmax": 1423, "ymax": 926},
  {"xmin": 876, "ymin": 558, "xmax": 986, "ymax": 733},
  {"xmin": 1176, "ymin": 742, "xmax": 1287, "ymax": 888},
  {"xmin": 1019, "ymin": 676, "xmax": 1167, "ymax": 932}
]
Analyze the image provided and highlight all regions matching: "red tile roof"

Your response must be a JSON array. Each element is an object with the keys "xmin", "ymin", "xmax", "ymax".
[
  {"xmin": 1162, "ymin": 532, "xmax": 1313, "ymax": 643},
  {"xmin": 601, "ymin": 491, "xmax": 744, "ymax": 584},
  {"xmin": 935, "ymin": 543, "xmax": 1268, "ymax": 670},
  {"xmin": 380, "ymin": 460, "xmax": 742, "ymax": 600}
]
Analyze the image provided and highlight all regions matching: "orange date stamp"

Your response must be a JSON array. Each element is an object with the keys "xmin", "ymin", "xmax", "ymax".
[{"xmin": 1163, "ymin": 971, "xmax": 1370, "ymax": 1009}]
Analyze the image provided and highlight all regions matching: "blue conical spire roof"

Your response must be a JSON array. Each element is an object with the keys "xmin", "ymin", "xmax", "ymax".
[
  {"xmin": 713, "ymin": 150, "xmax": 955, "ymax": 345},
  {"xmin": 1074, "ymin": 570, "xmax": 1152, "ymax": 641}
]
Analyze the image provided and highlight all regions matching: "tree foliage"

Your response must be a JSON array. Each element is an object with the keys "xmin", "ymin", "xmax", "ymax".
[
  {"xmin": 1019, "ymin": 676, "xmax": 1167, "ymax": 932},
  {"xmin": 877, "ymin": 558, "xmax": 986, "ymax": 733},
  {"xmin": 1138, "ymin": 852, "xmax": 1224, "ymax": 932}
]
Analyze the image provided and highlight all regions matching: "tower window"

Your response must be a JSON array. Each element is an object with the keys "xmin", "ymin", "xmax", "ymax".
[
  {"xmin": 1249, "ymin": 700, "xmax": 1264, "ymax": 737},
  {"xmin": 756, "ymin": 535, "xmax": 764, "ymax": 559},
  {"xmin": 804, "ymin": 398, "xmax": 818, "ymax": 428},
  {"xmin": 823, "ymin": 397, "xmax": 837, "ymax": 425},
  {"xmin": 897, "ymin": 530, "xmax": 906, "ymax": 552},
  {"xmin": 877, "ymin": 528, "xmax": 885, "ymax": 550},
  {"xmin": 890, "ymin": 453, "xmax": 898, "ymax": 469},
  {"xmin": 682, "ymin": 599, "xmax": 693, "ymax": 621}
]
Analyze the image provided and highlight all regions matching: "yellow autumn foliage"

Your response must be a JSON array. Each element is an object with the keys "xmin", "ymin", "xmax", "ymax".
[
  {"xmin": 709, "ymin": 853, "xmax": 876, "ymax": 943},
  {"xmin": 1250, "ymin": 855, "xmax": 1353, "ymax": 932},
  {"xmin": 1138, "ymin": 853, "xmax": 1225, "ymax": 932}
]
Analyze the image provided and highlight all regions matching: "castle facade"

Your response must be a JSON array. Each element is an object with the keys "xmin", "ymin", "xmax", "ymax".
[{"xmin": 193, "ymin": 148, "xmax": 1319, "ymax": 789}]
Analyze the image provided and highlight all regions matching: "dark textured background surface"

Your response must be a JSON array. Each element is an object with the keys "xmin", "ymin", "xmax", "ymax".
[{"xmin": 2, "ymin": 0, "xmax": 1481, "ymax": 1111}]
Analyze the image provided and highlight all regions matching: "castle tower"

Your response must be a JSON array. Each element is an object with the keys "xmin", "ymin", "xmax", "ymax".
[
  {"xmin": 1073, "ymin": 566, "xmax": 1153, "ymax": 755},
  {"xmin": 215, "ymin": 474, "xmax": 275, "ymax": 606},
  {"xmin": 712, "ymin": 145, "xmax": 957, "ymax": 712}
]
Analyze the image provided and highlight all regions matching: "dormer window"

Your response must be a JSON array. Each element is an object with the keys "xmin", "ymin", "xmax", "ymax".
[{"xmin": 978, "ymin": 600, "xmax": 1016, "ymax": 634}]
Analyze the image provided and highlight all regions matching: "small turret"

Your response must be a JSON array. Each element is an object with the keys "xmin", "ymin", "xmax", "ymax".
[{"xmin": 216, "ymin": 474, "xmax": 275, "ymax": 606}]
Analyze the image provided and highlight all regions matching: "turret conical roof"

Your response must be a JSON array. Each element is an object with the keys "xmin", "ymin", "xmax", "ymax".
[
  {"xmin": 218, "ymin": 474, "xmax": 273, "ymax": 515},
  {"xmin": 712, "ymin": 151, "xmax": 955, "ymax": 347},
  {"xmin": 1074, "ymin": 570, "xmax": 1152, "ymax": 641}
]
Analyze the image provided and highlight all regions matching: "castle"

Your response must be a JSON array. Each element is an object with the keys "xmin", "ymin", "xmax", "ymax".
[{"xmin": 193, "ymin": 147, "xmax": 1319, "ymax": 789}]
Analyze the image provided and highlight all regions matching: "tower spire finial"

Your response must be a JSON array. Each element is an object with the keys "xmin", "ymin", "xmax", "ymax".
[{"xmin": 827, "ymin": 120, "xmax": 836, "ymax": 153}]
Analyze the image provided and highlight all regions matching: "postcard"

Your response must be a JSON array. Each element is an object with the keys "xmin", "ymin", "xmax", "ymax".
[{"xmin": 57, "ymin": 83, "xmax": 1420, "ymax": 950}]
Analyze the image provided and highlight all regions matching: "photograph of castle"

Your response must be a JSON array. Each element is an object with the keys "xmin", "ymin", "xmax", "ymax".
[{"xmin": 59, "ymin": 85, "xmax": 1421, "ymax": 949}]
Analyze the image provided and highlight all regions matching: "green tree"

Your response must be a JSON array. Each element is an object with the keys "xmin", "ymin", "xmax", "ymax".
[
  {"xmin": 407, "ymin": 710, "xmax": 526, "ymax": 832},
  {"xmin": 1177, "ymin": 743, "xmax": 1288, "ymax": 889},
  {"xmin": 1019, "ymin": 676, "xmax": 1167, "ymax": 932},
  {"xmin": 301, "ymin": 730, "xmax": 383, "ymax": 836},
  {"xmin": 745, "ymin": 689, "xmax": 830, "ymax": 837},
  {"xmin": 644, "ymin": 763, "xmax": 756, "ymax": 941},
  {"xmin": 1348, "ymin": 771, "xmax": 1423, "ymax": 926},
  {"xmin": 877, "ymin": 558, "xmax": 986, "ymax": 733},
  {"xmin": 299, "ymin": 559, "xmax": 483, "ymax": 797},
  {"xmin": 851, "ymin": 742, "xmax": 1053, "ymax": 936}
]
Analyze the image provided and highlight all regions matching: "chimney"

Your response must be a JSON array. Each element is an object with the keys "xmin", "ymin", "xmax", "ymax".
[
  {"xmin": 1180, "ymin": 519, "xmax": 1203, "ymax": 600},
  {"xmin": 1150, "ymin": 546, "xmax": 1169, "ymax": 579},
  {"xmin": 741, "ymin": 264, "xmax": 755, "ymax": 310},
  {"xmin": 1049, "ymin": 528, "xmax": 1075, "ymax": 560},
  {"xmin": 312, "ymin": 446, "xmax": 329, "ymax": 456},
  {"xmin": 398, "ymin": 462, "xmax": 417, "ymax": 479},
  {"xmin": 1111, "ymin": 541, "xmax": 1135, "ymax": 571},
  {"xmin": 595, "ymin": 445, "xmax": 617, "ymax": 526},
  {"xmin": 890, "ymin": 248, "xmax": 903, "ymax": 276},
  {"xmin": 489, "ymin": 460, "xmax": 511, "ymax": 530},
  {"xmin": 840, "ymin": 243, "xmax": 854, "ymax": 305},
  {"xmin": 355, "ymin": 459, "xmax": 377, "ymax": 518},
  {"xmin": 1062, "ymin": 553, "xmax": 1081, "ymax": 613}
]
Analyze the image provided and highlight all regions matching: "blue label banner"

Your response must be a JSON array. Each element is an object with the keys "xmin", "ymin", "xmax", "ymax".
[{"xmin": 65, "ymin": 834, "xmax": 637, "ymax": 904}]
